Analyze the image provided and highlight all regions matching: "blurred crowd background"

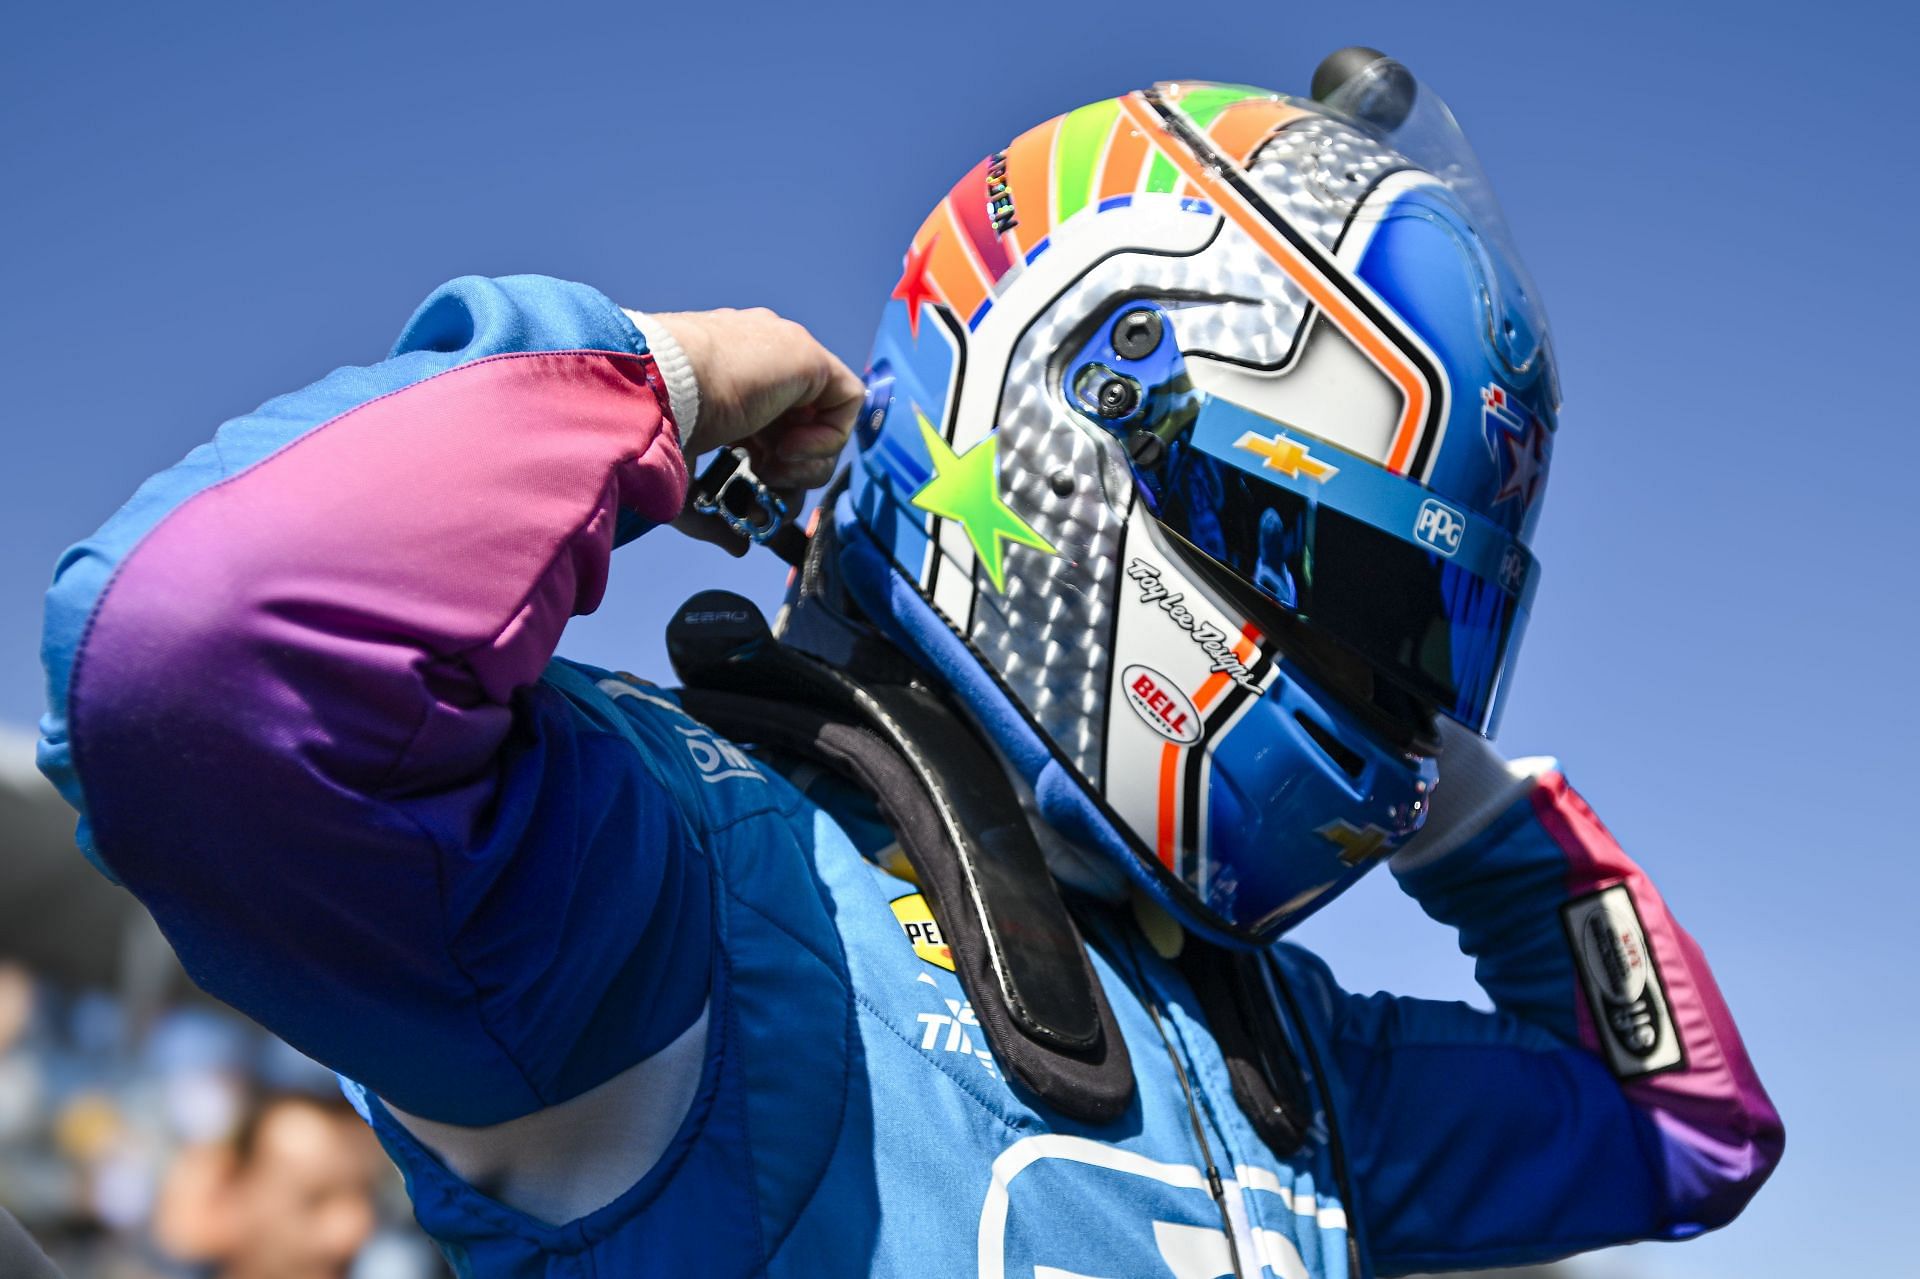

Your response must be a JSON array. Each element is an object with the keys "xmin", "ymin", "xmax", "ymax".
[{"xmin": 0, "ymin": 732, "xmax": 446, "ymax": 1278}]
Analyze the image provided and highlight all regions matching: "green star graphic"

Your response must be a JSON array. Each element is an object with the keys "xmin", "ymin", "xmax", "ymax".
[{"xmin": 908, "ymin": 409, "xmax": 1057, "ymax": 593}]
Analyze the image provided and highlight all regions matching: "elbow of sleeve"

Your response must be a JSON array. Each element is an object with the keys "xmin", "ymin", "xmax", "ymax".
[
  {"xmin": 1654, "ymin": 1098, "xmax": 1785, "ymax": 1235},
  {"xmin": 50, "ymin": 524, "xmax": 423, "ymax": 890},
  {"xmin": 51, "ymin": 561, "xmax": 244, "ymax": 874},
  {"xmin": 39, "ymin": 538, "xmax": 155, "ymax": 880},
  {"xmin": 391, "ymin": 274, "xmax": 647, "ymax": 365},
  {"xmin": 38, "ymin": 526, "xmax": 219, "ymax": 875}
]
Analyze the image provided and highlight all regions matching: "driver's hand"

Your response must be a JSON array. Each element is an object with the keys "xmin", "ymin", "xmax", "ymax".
[{"xmin": 649, "ymin": 308, "xmax": 863, "ymax": 491}]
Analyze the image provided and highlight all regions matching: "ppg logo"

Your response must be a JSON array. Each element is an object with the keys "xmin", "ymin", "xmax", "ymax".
[
  {"xmin": 1413, "ymin": 499, "xmax": 1465, "ymax": 556},
  {"xmin": 1499, "ymin": 544, "xmax": 1528, "ymax": 594}
]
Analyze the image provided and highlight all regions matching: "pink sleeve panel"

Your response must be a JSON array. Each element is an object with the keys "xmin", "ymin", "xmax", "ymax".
[
  {"xmin": 75, "ymin": 349, "xmax": 688, "ymax": 803},
  {"xmin": 1534, "ymin": 773, "xmax": 1785, "ymax": 1228}
]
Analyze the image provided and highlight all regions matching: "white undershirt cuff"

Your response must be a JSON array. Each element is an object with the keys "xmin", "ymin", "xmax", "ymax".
[{"xmin": 623, "ymin": 309, "xmax": 702, "ymax": 445}]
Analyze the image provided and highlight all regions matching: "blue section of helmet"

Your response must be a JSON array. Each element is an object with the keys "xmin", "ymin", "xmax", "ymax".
[
  {"xmin": 1060, "ymin": 302, "xmax": 1204, "ymax": 520},
  {"xmin": 1063, "ymin": 303, "xmax": 1185, "ymax": 424},
  {"xmin": 877, "ymin": 436, "xmax": 929, "ymax": 487},
  {"xmin": 854, "ymin": 362, "xmax": 894, "ymax": 452},
  {"xmin": 1201, "ymin": 663, "xmax": 1434, "ymax": 932},
  {"xmin": 1352, "ymin": 187, "xmax": 1558, "ymax": 541},
  {"xmin": 850, "ymin": 298, "xmax": 969, "ymax": 575}
]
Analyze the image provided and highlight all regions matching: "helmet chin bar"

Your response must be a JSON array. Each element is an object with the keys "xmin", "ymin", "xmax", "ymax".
[
  {"xmin": 1156, "ymin": 523, "xmax": 1441, "ymax": 758},
  {"xmin": 1093, "ymin": 502, "xmax": 1436, "ymax": 942}
]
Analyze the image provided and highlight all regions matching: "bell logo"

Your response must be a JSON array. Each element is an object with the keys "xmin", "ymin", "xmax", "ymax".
[
  {"xmin": 1122, "ymin": 664, "xmax": 1202, "ymax": 745},
  {"xmin": 1413, "ymin": 498, "xmax": 1465, "ymax": 556}
]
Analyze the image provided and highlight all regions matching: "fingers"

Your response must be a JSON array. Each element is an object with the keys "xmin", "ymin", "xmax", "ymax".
[
  {"xmin": 654, "ymin": 305, "xmax": 863, "ymax": 552},
  {"xmin": 753, "ymin": 449, "xmax": 838, "ymax": 491},
  {"xmin": 759, "ymin": 342, "xmax": 863, "ymax": 488},
  {"xmin": 654, "ymin": 307, "xmax": 862, "ymax": 465},
  {"xmin": 805, "ymin": 355, "xmax": 867, "ymax": 443}
]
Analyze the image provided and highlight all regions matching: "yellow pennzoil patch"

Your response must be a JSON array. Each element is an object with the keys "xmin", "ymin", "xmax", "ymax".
[{"xmin": 890, "ymin": 893, "xmax": 954, "ymax": 972}]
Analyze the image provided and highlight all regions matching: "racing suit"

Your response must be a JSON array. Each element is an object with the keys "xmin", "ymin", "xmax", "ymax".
[{"xmin": 38, "ymin": 275, "xmax": 1782, "ymax": 1277}]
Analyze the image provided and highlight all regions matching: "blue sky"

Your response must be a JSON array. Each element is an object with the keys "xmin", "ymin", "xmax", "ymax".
[{"xmin": 5, "ymin": 2, "xmax": 1913, "ymax": 1272}]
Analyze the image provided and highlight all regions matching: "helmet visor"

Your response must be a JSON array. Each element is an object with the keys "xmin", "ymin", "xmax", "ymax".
[{"xmin": 1136, "ymin": 394, "xmax": 1538, "ymax": 734}]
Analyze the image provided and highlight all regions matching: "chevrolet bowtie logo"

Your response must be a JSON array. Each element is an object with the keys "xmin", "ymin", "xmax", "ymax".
[
  {"xmin": 1318, "ymin": 820, "xmax": 1395, "ymax": 867},
  {"xmin": 1233, "ymin": 430, "xmax": 1339, "ymax": 481}
]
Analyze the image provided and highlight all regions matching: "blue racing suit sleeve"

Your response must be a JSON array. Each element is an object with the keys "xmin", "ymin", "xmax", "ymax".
[
  {"xmin": 1281, "ymin": 770, "xmax": 1783, "ymax": 1274},
  {"xmin": 37, "ymin": 275, "xmax": 712, "ymax": 1125}
]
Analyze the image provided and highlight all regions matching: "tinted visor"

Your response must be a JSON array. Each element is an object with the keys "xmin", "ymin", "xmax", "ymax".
[{"xmin": 1140, "ymin": 400, "xmax": 1536, "ymax": 734}]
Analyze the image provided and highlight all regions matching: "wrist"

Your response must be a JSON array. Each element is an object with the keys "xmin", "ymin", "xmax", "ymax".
[
  {"xmin": 623, "ymin": 309, "xmax": 704, "ymax": 452},
  {"xmin": 1391, "ymin": 720, "xmax": 1554, "ymax": 872}
]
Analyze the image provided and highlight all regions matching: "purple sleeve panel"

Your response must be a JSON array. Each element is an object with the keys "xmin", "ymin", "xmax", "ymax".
[
  {"xmin": 57, "ymin": 310, "xmax": 715, "ymax": 1123},
  {"xmin": 1533, "ymin": 772, "xmax": 1786, "ymax": 1232}
]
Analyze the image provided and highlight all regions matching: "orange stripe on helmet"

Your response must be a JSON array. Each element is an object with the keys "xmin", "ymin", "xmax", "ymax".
[
  {"xmin": 1119, "ymin": 93, "xmax": 1433, "ymax": 474},
  {"xmin": 1206, "ymin": 97, "xmax": 1310, "ymax": 166},
  {"xmin": 1153, "ymin": 633, "xmax": 1260, "ymax": 871},
  {"xmin": 1098, "ymin": 115, "xmax": 1152, "ymax": 203},
  {"xmin": 925, "ymin": 200, "xmax": 991, "ymax": 324},
  {"xmin": 1156, "ymin": 741, "xmax": 1180, "ymax": 867}
]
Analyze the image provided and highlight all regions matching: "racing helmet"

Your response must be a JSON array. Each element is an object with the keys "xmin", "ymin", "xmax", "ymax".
[{"xmin": 825, "ymin": 52, "xmax": 1560, "ymax": 947}]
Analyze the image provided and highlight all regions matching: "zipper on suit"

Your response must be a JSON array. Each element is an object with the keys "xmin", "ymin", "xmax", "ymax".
[
  {"xmin": 1117, "ymin": 929, "xmax": 1252, "ymax": 1279},
  {"xmin": 1139, "ymin": 991, "xmax": 1251, "ymax": 1277}
]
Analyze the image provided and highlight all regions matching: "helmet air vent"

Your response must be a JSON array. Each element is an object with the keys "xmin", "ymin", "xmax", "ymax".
[{"xmin": 1294, "ymin": 710, "xmax": 1365, "ymax": 780}]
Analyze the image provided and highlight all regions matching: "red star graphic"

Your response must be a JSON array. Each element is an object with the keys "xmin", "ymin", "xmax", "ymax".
[{"xmin": 891, "ymin": 235, "xmax": 942, "ymax": 339}]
